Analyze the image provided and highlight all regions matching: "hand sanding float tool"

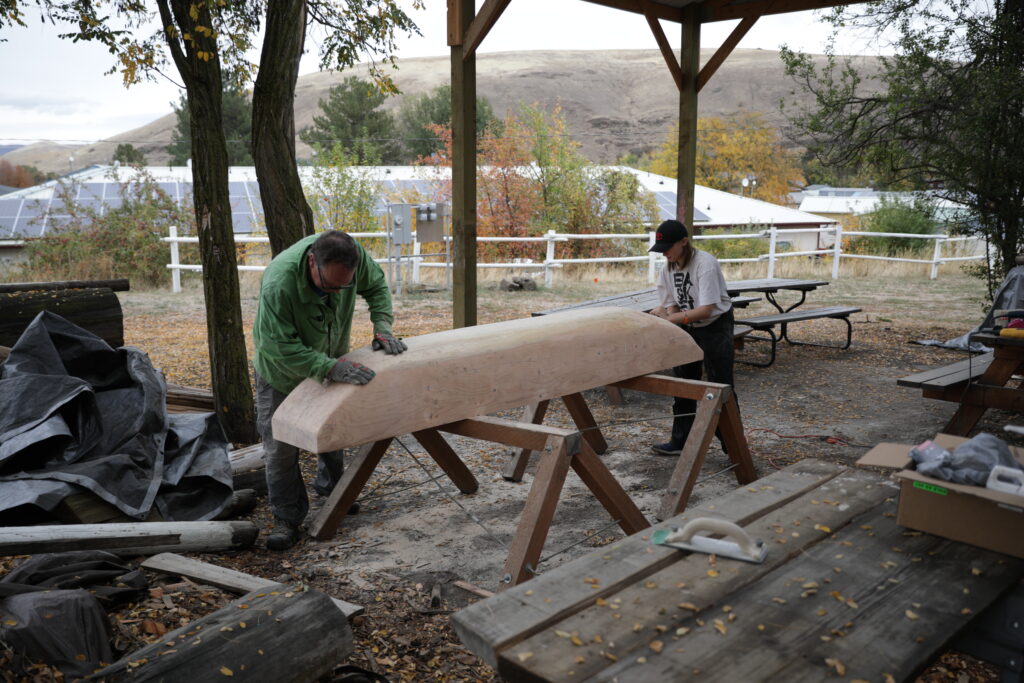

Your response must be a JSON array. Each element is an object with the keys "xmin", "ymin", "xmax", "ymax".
[{"xmin": 272, "ymin": 307, "xmax": 703, "ymax": 452}]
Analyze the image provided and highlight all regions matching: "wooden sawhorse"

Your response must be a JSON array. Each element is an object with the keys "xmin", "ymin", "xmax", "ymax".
[
  {"xmin": 308, "ymin": 374, "xmax": 756, "ymax": 588},
  {"xmin": 504, "ymin": 374, "xmax": 756, "ymax": 521}
]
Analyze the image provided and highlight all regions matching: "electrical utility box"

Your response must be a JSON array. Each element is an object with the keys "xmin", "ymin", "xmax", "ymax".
[
  {"xmin": 415, "ymin": 202, "xmax": 448, "ymax": 243},
  {"xmin": 389, "ymin": 204, "xmax": 414, "ymax": 245}
]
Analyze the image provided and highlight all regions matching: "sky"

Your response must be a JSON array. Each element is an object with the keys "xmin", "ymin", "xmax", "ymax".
[{"xmin": 0, "ymin": 1, "xmax": 889, "ymax": 147}]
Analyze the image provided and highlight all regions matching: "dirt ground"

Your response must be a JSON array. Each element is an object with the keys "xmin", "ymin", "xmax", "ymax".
[{"xmin": 7, "ymin": 268, "xmax": 1012, "ymax": 681}]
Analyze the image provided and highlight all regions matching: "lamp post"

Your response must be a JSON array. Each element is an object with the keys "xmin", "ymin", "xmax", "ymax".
[{"xmin": 740, "ymin": 174, "xmax": 757, "ymax": 197}]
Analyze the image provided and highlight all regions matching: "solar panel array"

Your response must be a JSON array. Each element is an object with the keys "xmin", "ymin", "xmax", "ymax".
[{"xmin": 1, "ymin": 174, "xmax": 684, "ymax": 239}]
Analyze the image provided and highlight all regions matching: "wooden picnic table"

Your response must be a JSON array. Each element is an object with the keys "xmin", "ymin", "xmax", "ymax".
[
  {"xmin": 533, "ymin": 278, "xmax": 829, "ymax": 317},
  {"xmin": 452, "ymin": 458, "xmax": 1024, "ymax": 682},
  {"xmin": 935, "ymin": 331, "xmax": 1024, "ymax": 435}
]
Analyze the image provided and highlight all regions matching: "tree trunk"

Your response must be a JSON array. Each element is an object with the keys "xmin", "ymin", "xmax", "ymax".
[
  {"xmin": 160, "ymin": 0, "xmax": 257, "ymax": 445},
  {"xmin": 253, "ymin": 0, "xmax": 315, "ymax": 256},
  {"xmin": 0, "ymin": 288, "xmax": 123, "ymax": 347}
]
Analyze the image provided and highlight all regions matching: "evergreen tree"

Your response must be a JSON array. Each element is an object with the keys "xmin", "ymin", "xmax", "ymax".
[
  {"xmin": 396, "ymin": 84, "xmax": 500, "ymax": 161},
  {"xmin": 112, "ymin": 143, "xmax": 147, "ymax": 165},
  {"xmin": 167, "ymin": 86, "xmax": 253, "ymax": 166},
  {"xmin": 299, "ymin": 77, "xmax": 402, "ymax": 164}
]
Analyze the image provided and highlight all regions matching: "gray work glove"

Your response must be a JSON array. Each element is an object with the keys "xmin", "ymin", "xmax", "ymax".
[
  {"xmin": 372, "ymin": 332, "xmax": 407, "ymax": 355},
  {"xmin": 326, "ymin": 358, "xmax": 375, "ymax": 385}
]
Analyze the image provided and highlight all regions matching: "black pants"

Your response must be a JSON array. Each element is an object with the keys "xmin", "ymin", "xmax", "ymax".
[{"xmin": 671, "ymin": 308, "xmax": 737, "ymax": 449}]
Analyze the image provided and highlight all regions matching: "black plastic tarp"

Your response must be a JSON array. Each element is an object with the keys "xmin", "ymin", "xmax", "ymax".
[
  {"xmin": 916, "ymin": 264, "xmax": 1024, "ymax": 352},
  {"xmin": 0, "ymin": 311, "xmax": 233, "ymax": 522}
]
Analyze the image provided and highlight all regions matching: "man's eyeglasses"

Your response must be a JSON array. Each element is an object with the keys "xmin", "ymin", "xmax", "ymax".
[{"xmin": 314, "ymin": 258, "xmax": 354, "ymax": 292}]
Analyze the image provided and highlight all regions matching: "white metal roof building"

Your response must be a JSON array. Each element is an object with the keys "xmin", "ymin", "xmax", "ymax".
[{"xmin": 0, "ymin": 165, "xmax": 836, "ymax": 241}]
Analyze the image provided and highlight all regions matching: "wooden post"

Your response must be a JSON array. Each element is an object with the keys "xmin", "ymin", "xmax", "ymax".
[
  {"xmin": 451, "ymin": 0, "xmax": 478, "ymax": 328},
  {"xmin": 676, "ymin": 6, "xmax": 700, "ymax": 232}
]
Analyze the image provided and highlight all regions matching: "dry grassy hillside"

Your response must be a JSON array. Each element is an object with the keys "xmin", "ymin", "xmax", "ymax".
[{"xmin": 3, "ymin": 48, "xmax": 881, "ymax": 173}]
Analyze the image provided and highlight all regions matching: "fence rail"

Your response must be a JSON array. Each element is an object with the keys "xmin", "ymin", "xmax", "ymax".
[{"xmin": 163, "ymin": 224, "xmax": 987, "ymax": 293}]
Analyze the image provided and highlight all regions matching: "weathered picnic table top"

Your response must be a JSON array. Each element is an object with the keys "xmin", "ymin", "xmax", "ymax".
[{"xmin": 452, "ymin": 459, "xmax": 1024, "ymax": 682}]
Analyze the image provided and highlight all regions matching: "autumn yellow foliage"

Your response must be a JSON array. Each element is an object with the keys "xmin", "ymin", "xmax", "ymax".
[{"xmin": 649, "ymin": 112, "xmax": 805, "ymax": 204}]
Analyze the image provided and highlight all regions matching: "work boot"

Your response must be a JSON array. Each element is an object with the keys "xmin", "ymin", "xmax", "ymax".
[
  {"xmin": 266, "ymin": 519, "xmax": 302, "ymax": 551},
  {"xmin": 651, "ymin": 440, "xmax": 683, "ymax": 456}
]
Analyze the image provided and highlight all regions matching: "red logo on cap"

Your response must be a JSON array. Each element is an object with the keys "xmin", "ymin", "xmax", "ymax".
[{"xmin": 656, "ymin": 232, "xmax": 664, "ymax": 241}]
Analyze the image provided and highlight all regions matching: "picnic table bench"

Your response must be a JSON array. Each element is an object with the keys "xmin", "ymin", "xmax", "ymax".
[
  {"xmin": 736, "ymin": 304, "xmax": 862, "ymax": 367},
  {"xmin": 452, "ymin": 458, "xmax": 1024, "ymax": 681},
  {"xmin": 898, "ymin": 352, "xmax": 994, "ymax": 393}
]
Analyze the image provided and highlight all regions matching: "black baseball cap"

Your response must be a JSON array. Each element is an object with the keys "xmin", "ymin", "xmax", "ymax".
[{"xmin": 649, "ymin": 219, "xmax": 689, "ymax": 253}]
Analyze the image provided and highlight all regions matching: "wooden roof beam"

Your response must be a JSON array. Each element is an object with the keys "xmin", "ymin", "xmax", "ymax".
[
  {"xmin": 703, "ymin": 0, "xmax": 854, "ymax": 22},
  {"xmin": 645, "ymin": 6, "xmax": 683, "ymax": 91},
  {"xmin": 460, "ymin": 0, "xmax": 513, "ymax": 58},
  {"xmin": 579, "ymin": 0, "xmax": 683, "ymax": 22},
  {"xmin": 696, "ymin": 13, "xmax": 758, "ymax": 91}
]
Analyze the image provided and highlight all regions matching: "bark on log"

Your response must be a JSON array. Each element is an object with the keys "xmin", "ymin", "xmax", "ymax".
[
  {"xmin": 165, "ymin": 383, "xmax": 216, "ymax": 412},
  {"xmin": 273, "ymin": 307, "xmax": 703, "ymax": 452},
  {"xmin": 230, "ymin": 443, "xmax": 266, "ymax": 492},
  {"xmin": 0, "ymin": 287, "xmax": 123, "ymax": 347},
  {"xmin": 0, "ymin": 279, "xmax": 130, "ymax": 294},
  {"xmin": 89, "ymin": 583, "xmax": 354, "ymax": 681},
  {"xmin": 0, "ymin": 521, "xmax": 258, "ymax": 556}
]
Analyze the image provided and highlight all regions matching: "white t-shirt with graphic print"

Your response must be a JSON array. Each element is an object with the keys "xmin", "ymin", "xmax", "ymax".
[{"xmin": 655, "ymin": 248, "xmax": 732, "ymax": 327}]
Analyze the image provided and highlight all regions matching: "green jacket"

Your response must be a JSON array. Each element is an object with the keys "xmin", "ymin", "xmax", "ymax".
[{"xmin": 253, "ymin": 234, "xmax": 394, "ymax": 394}]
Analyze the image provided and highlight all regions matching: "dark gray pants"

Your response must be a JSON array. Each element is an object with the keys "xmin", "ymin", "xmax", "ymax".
[
  {"xmin": 670, "ymin": 308, "xmax": 737, "ymax": 449},
  {"xmin": 255, "ymin": 373, "xmax": 344, "ymax": 526}
]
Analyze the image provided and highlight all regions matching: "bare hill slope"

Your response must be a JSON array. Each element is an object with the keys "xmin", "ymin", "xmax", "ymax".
[{"xmin": 4, "ymin": 49, "xmax": 881, "ymax": 173}]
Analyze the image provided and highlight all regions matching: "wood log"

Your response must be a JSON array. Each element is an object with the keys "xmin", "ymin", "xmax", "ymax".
[
  {"xmin": 166, "ymin": 382, "xmax": 216, "ymax": 412},
  {"xmin": 89, "ymin": 583, "xmax": 353, "ymax": 681},
  {"xmin": 274, "ymin": 307, "xmax": 702, "ymax": 452},
  {"xmin": 141, "ymin": 552, "xmax": 363, "ymax": 618},
  {"xmin": 0, "ymin": 287, "xmax": 123, "ymax": 347},
  {"xmin": 0, "ymin": 278, "xmax": 130, "ymax": 294},
  {"xmin": 230, "ymin": 443, "xmax": 266, "ymax": 492},
  {"xmin": 0, "ymin": 521, "xmax": 258, "ymax": 557}
]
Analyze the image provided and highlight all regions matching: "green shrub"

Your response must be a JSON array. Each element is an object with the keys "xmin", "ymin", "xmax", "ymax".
[
  {"xmin": 19, "ymin": 170, "xmax": 192, "ymax": 287},
  {"xmin": 697, "ymin": 226, "xmax": 786, "ymax": 261},
  {"xmin": 855, "ymin": 195, "xmax": 938, "ymax": 256}
]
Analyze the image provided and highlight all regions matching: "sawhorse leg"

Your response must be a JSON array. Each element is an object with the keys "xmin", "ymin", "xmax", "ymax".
[
  {"xmin": 611, "ymin": 374, "xmax": 758, "ymax": 520},
  {"xmin": 502, "ymin": 393, "xmax": 608, "ymax": 482},
  {"xmin": 309, "ymin": 438, "xmax": 393, "ymax": 540},
  {"xmin": 412, "ymin": 428, "xmax": 479, "ymax": 493}
]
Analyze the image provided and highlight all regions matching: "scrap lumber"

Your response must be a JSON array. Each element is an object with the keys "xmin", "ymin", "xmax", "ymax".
[
  {"xmin": 0, "ymin": 287, "xmax": 124, "ymax": 347},
  {"xmin": 165, "ymin": 382, "xmax": 216, "ymax": 413},
  {"xmin": 0, "ymin": 278, "xmax": 130, "ymax": 294},
  {"xmin": 274, "ymin": 307, "xmax": 702, "ymax": 452},
  {"xmin": 89, "ymin": 583, "xmax": 353, "ymax": 681},
  {"xmin": 141, "ymin": 552, "xmax": 363, "ymax": 618},
  {"xmin": 0, "ymin": 521, "xmax": 258, "ymax": 557}
]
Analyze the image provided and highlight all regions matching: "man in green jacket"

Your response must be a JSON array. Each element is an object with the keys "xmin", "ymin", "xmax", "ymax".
[{"xmin": 253, "ymin": 230, "xmax": 406, "ymax": 550}]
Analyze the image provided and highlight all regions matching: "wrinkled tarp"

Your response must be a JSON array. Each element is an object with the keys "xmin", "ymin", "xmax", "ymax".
[
  {"xmin": 911, "ymin": 432, "xmax": 1024, "ymax": 486},
  {"xmin": 0, "ymin": 311, "xmax": 233, "ymax": 523},
  {"xmin": 916, "ymin": 264, "xmax": 1024, "ymax": 352},
  {"xmin": 0, "ymin": 551, "xmax": 146, "ymax": 677}
]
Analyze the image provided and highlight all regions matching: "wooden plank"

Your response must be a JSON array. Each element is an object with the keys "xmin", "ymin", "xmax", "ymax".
[
  {"xmin": 675, "ymin": 6, "xmax": 700, "ymax": 227},
  {"xmin": 462, "ymin": 0, "xmax": 512, "ymax": 59},
  {"xmin": 412, "ymin": 428, "xmax": 479, "ymax": 493},
  {"xmin": 658, "ymin": 384, "xmax": 725, "ymax": 520},
  {"xmin": 274, "ymin": 308, "xmax": 703, "ymax": 453},
  {"xmin": 645, "ymin": 6, "xmax": 682, "ymax": 91},
  {"xmin": 308, "ymin": 439, "xmax": 392, "ymax": 541},
  {"xmin": 451, "ymin": 0, "xmax": 477, "ymax": 327},
  {"xmin": 0, "ymin": 521, "xmax": 258, "ymax": 557},
  {"xmin": 561, "ymin": 392, "xmax": 608, "ymax": 455},
  {"xmin": 570, "ymin": 440, "xmax": 650, "ymax": 535},
  {"xmin": 502, "ymin": 435, "xmax": 576, "ymax": 588},
  {"xmin": 452, "ymin": 459, "xmax": 847, "ymax": 667},
  {"xmin": 0, "ymin": 278, "xmax": 130, "ymax": 293},
  {"xmin": 502, "ymin": 401, "xmax": 550, "ymax": 482},
  {"xmin": 897, "ymin": 353, "xmax": 993, "ymax": 389},
  {"xmin": 611, "ymin": 373, "xmax": 728, "ymax": 400},
  {"xmin": 696, "ymin": 14, "xmax": 758, "ymax": 91},
  {"xmin": 141, "ymin": 552, "xmax": 363, "ymax": 618},
  {"xmin": 91, "ymin": 584, "xmax": 353, "ymax": 681},
  {"xmin": 440, "ymin": 416, "xmax": 577, "ymax": 452},
  {"xmin": 720, "ymin": 394, "xmax": 758, "ymax": 484},
  {"xmin": 499, "ymin": 468, "xmax": 894, "ymax": 680},
  {"xmin": 588, "ymin": 498, "xmax": 1024, "ymax": 682}
]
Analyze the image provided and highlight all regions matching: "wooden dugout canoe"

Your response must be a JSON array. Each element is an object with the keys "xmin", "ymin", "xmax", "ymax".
[{"xmin": 272, "ymin": 307, "xmax": 702, "ymax": 452}]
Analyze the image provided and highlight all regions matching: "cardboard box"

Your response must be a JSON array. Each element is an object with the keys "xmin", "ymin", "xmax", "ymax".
[{"xmin": 857, "ymin": 433, "xmax": 1024, "ymax": 559}]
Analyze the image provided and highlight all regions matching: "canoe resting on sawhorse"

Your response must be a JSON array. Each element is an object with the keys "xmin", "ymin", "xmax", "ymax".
[{"xmin": 273, "ymin": 307, "xmax": 757, "ymax": 587}]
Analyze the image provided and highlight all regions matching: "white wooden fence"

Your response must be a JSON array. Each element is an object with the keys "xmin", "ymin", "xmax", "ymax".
[{"xmin": 163, "ymin": 224, "xmax": 987, "ymax": 293}]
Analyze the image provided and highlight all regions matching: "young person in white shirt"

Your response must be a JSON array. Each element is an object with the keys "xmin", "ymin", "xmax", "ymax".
[{"xmin": 648, "ymin": 219, "xmax": 736, "ymax": 455}]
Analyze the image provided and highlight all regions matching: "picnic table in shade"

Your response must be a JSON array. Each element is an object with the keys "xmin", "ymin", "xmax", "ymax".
[{"xmin": 452, "ymin": 459, "xmax": 1024, "ymax": 682}]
